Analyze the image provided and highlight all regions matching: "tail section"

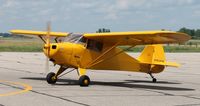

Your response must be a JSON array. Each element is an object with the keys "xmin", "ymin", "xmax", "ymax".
[{"xmin": 138, "ymin": 44, "xmax": 179, "ymax": 73}]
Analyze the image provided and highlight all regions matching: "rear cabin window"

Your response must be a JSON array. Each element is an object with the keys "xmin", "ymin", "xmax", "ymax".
[{"xmin": 87, "ymin": 39, "xmax": 103, "ymax": 52}]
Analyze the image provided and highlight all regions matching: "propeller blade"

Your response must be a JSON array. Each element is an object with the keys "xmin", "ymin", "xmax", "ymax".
[
  {"xmin": 46, "ymin": 22, "xmax": 51, "ymax": 57},
  {"xmin": 44, "ymin": 22, "xmax": 51, "ymax": 74}
]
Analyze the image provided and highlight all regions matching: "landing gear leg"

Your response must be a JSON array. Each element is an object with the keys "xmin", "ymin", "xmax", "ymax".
[
  {"xmin": 46, "ymin": 66, "xmax": 67, "ymax": 84},
  {"xmin": 149, "ymin": 73, "xmax": 157, "ymax": 83}
]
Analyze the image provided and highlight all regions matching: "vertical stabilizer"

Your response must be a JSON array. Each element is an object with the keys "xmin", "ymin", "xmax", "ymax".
[{"xmin": 138, "ymin": 44, "xmax": 166, "ymax": 65}]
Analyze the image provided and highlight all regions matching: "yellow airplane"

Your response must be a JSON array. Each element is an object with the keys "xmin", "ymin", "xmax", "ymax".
[{"xmin": 10, "ymin": 25, "xmax": 191, "ymax": 86}]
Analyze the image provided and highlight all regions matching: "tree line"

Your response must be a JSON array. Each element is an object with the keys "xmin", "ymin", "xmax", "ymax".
[
  {"xmin": 178, "ymin": 27, "xmax": 200, "ymax": 39},
  {"xmin": 0, "ymin": 33, "xmax": 11, "ymax": 37},
  {"xmin": 0, "ymin": 32, "xmax": 31, "ymax": 38}
]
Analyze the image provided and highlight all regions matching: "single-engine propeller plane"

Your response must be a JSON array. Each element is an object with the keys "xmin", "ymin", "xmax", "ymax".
[{"xmin": 10, "ymin": 24, "xmax": 191, "ymax": 86}]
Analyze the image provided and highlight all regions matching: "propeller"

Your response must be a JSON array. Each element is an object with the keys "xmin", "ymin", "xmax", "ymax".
[{"xmin": 44, "ymin": 22, "xmax": 51, "ymax": 74}]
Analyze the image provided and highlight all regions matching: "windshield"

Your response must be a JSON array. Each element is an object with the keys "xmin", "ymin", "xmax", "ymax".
[{"xmin": 64, "ymin": 33, "xmax": 83, "ymax": 43}]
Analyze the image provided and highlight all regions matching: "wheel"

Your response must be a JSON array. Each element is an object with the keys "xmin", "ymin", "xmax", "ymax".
[
  {"xmin": 79, "ymin": 75, "xmax": 90, "ymax": 87},
  {"xmin": 152, "ymin": 78, "xmax": 157, "ymax": 83},
  {"xmin": 46, "ymin": 72, "xmax": 57, "ymax": 84}
]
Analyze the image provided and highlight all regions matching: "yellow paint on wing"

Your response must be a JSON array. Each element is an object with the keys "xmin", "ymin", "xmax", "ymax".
[{"xmin": 0, "ymin": 80, "xmax": 32, "ymax": 97}]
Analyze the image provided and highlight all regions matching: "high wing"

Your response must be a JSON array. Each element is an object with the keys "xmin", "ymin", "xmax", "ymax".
[
  {"xmin": 84, "ymin": 30, "xmax": 191, "ymax": 45},
  {"xmin": 10, "ymin": 30, "xmax": 68, "ymax": 37}
]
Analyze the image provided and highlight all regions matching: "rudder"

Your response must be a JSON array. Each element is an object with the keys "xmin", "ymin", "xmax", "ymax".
[{"xmin": 138, "ymin": 44, "xmax": 166, "ymax": 65}]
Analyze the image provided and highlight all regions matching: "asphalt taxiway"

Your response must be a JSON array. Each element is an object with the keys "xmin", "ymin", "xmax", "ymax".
[{"xmin": 0, "ymin": 52, "xmax": 200, "ymax": 106}]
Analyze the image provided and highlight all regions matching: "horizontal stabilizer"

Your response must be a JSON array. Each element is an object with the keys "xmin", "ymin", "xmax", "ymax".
[
  {"xmin": 139, "ymin": 61, "xmax": 180, "ymax": 67},
  {"xmin": 165, "ymin": 62, "xmax": 180, "ymax": 67}
]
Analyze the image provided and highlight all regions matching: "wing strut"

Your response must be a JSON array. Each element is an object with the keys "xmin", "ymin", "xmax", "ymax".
[
  {"xmin": 87, "ymin": 45, "xmax": 135, "ymax": 68},
  {"xmin": 38, "ymin": 35, "xmax": 46, "ymax": 43}
]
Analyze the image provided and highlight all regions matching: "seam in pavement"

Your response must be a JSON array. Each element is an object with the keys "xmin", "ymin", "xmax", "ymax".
[
  {"xmin": 0, "ymin": 67, "xmax": 44, "ymax": 75},
  {"xmin": 175, "ymin": 103, "xmax": 200, "ymax": 106},
  {"xmin": 138, "ymin": 86, "xmax": 200, "ymax": 100},
  {"xmin": 30, "ymin": 90, "xmax": 90, "ymax": 106}
]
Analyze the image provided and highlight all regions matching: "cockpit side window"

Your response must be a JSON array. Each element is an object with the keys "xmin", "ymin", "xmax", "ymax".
[
  {"xmin": 79, "ymin": 37, "xmax": 87, "ymax": 43},
  {"xmin": 76, "ymin": 37, "xmax": 87, "ymax": 46},
  {"xmin": 64, "ymin": 33, "xmax": 83, "ymax": 43}
]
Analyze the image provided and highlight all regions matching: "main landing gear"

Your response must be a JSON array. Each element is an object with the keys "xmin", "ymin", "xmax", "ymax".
[
  {"xmin": 79, "ymin": 75, "xmax": 90, "ymax": 87},
  {"xmin": 46, "ymin": 66, "xmax": 90, "ymax": 86},
  {"xmin": 46, "ymin": 72, "xmax": 57, "ymax": 84},
  {"xmin": 46, "ymin": 66, "xmax": 67, "ymax": 84},
  {"xmin": 149, "ymin": 73, "xmax": 157, "ymax": 83},
  {"xmin": 77, "ymin": 68, "xmax": 90, "ymax": 87}
]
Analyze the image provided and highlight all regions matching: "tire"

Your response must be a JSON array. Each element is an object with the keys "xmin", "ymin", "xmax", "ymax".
[
  {"xmin": 46, "ymin": 72, "xmax": 57, "ymax": 84},
  {"xmin": 79, "ymin": 75, "xmax": 90, "ymax": 87}
]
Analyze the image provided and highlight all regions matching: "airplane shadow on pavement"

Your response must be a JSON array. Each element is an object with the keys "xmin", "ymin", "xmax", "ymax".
[{"xmin": 20, "ymin": 77, "xmax": 194, "ymax": 91}]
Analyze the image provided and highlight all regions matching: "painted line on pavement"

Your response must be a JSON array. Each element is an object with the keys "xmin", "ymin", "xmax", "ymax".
[{"xmin": 0, "ymin": 80, "xmax": 32, "ymax": 97}]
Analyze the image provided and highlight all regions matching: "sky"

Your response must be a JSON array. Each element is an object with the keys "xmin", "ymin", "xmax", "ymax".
[{"xmin": 0, "ymin": 0, "xmax": 200, "ymax": 33}]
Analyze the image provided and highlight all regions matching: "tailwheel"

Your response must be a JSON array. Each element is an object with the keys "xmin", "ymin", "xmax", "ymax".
[
  {"xmin": 152, "ymin": 78, "xmax": 157, "ymax": 83},
  {"xmin": 79, "ymin": 75, "xmax": 90, "ymax": 87},
  {"xmin": 46, "ymin": 72, "xmax": 57, "ymax": 84},
  {"xmin": 149, "ymin": 73, "xmax": 157, "ymax": 83}
]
